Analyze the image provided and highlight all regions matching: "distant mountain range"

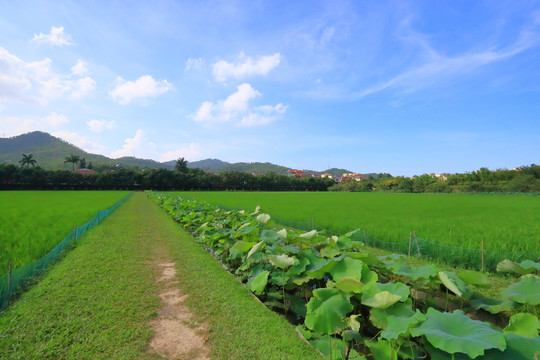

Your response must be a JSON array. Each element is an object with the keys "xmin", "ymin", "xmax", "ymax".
[{"xmin": 0, "ymin": 131, "xmax": 355, "ymax": 176}]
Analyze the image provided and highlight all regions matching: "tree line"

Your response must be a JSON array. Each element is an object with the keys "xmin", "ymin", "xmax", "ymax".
[
  {"xmin": 0, "ymin": 160, "xmax": 334, "ymax": 191},
  {"xmin": 329, "ymin": 165, "xmax": 540, "ymax": 193}
]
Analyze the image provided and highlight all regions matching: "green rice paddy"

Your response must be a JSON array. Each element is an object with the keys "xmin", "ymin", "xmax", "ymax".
[
  {"xmin": 174, "ymin": 192, "xmax": 540, "ymax": 258},
  {"xmin": 0, "ymin": 191, "xmax": 130, "ymax": 273}
]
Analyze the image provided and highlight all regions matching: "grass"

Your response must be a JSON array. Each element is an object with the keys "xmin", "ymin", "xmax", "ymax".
[
  {"xmin": 173, "ymin": 191, "xmax": 540, "ymax": 257},
  {"xmin": 0, "ymin": 193, "xmax": 321, "ymax": 360},
  {"xmin": 0, "ymin": 191, "xmax": 130, "ymax": 273}
]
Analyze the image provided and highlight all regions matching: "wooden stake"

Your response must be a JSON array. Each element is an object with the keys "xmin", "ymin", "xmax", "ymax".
[
  {"xmin": 408, "ymin": 232, "xmax": 412, "ymax": 257},
  {"xmin": 481, "ymin": 239, "xmax": 485, "ymax": 272}
]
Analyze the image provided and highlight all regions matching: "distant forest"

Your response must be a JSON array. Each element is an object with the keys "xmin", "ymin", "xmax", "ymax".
[{"xmin": 1, "ymin": 160, "xmax": 538, "ymax": 193}]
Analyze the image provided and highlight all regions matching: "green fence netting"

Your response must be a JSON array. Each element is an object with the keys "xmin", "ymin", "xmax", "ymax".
[
  {"xmin": 0, "ymin": 193, "xmax": 132, "ymax": 310},
  {"xmin": 209, "ymin": 201, "xmax": 538, "ymax": 273}
]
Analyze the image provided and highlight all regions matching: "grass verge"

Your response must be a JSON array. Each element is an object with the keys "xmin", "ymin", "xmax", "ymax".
[{"xmin": 0, "ymin": 193, "xmax": 321, "ymax": 360}]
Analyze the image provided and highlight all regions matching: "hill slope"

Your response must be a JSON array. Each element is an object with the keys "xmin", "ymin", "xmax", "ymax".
[{"xmin": 0, "ymin": 132, "xmax": 171, "ymax": 170}]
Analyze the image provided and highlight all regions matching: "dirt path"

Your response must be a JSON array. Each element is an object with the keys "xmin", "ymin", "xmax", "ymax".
[{"xmin": 148, "ymin": 258, "xmax": 210, "ymax": 360}]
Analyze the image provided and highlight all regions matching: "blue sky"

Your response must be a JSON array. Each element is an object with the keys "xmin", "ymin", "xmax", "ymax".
[{"xmin": 1, "ymin": 0, "xmax": 539, "ymax": 176}]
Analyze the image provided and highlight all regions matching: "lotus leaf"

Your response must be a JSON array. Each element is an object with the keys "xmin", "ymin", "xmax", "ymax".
[
  {"xmin": 370, "ymin": 302, "xmax": 425, "ymax": 340},
  {"xmin": 299, "ymin": 229, "xmax": 318, "ymax": 239},
  {"xmin": 348, "ymin": 314, "xmax": 361, "ymax": 332},
  {"xmin": 330, "ymin": 257, "xmax": 365, "ymax": 282},
  {"xmin": 482, "ymin": 333, "xmax": 540, "ymax": 360},
  {"xmin": 281, "ymin": 244, "xmax": 300, "ymax": 254},
  {"xmin": 458, "ymin": 270, "xmax": 490, "ymax": 288},
  {"xmin": 268, "ymin": 254, "xmax": 296, "ymax": 269},
  {"xmin": 502, "ymin": 274, "xmax": 540, "ymax": 305},
  {"xmin": 438, "ymin": 271, "xmax": 469, "ymax": 297},
  {"xmin": 250, "ymin": 270, "xmax": 270, "ymax": 295},
  {"xmin": 497, "ymin": 259, "xmax": 531, "ymax": 275},
  {"xmin": 229, "ymin": 241, "xmax": 257, "ymax": 258},
  {"xmin": 365, "ymin": 339, "xmax": 397, "ymax": 360},
  {"xmin": 410, "ymin": 308, "xmax": 506, "ymax": 358},
  {"xmin": 288, "ymin": 256, "xmax": 310, "ymax": 275},
  {"xmin": 519, "ymin": 260, "xmax": 540, "ymax": 272},
  {"xmin": 296, "ymin": 325, "xmax": 312, "ymax": 340},
  {"xmin": 310, "ymin": 335, "xmax": 347, "ymax": 360},
  {"xmin": 256, "ymin": 213, "xmax": 270, "ymax": 224},
  {"xmin": 250, "ymin": 205, "xmax": 260, "ymax": 215},
  {"xmin": 320, "ymin": 245, "xmax": 341, "ymax": 258},
  {"xmin": 504, "ymin": 313, "xmax": 540, "ymax": 338},
  {"xmin": 259, "ymin": 229, "xmax": 280, "ymax": 243},
  {"xmin": 363, "ymin": 291, "xmax": 402, "ymax": 309},
  {"xmin": 305, "ymin": 288, "xmax": 354, "ymax": 334},
  {"xmin": 277, "ymin": 228, "xmax": 287, "ymax": 239},
  {"xmin": 347, "ymin": 349, "xmax": 367, "ymax": 360},
  {"xmin": 247, "ymin": 240, "xmax": 265, "ymax": 259},
  {"xmin": 269, "ymin": 271, "xmax": 290, "ymax": 286},
  {"xmin": 470, "ymin": 297, "xmax": 518, "ymax": 314}
]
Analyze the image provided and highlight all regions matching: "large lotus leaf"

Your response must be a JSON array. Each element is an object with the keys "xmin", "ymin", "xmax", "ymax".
[
  {"xmin": 458, "ymin": 270, "xmax": 490, "ymax": 288},
  {"xmin": 502, "ymin": 274, "xmax": 540, "ymax": 305},
  {"xmin": 229, "ymin": 240, "xmax": 257, "ymax": 257},
  {"xmin": 305, "ymin": 254, "xmax": 342, "ymax": 280},
  {"xmin": 347, "ymin": 349, "xmax": 367, "ymax": 360},
  {"xmin": 470, "ymin": 297, "xmax": 518, "ymax": 314},
  {"xmin": 370, "ymin": 302, "xmax": 426, "ymax": 340},
  {"xmin": 483, "ymin": 333, "xmax": 540, "ymax": 360},
  {"xmin": 288, "ymin": 256, "xmax": 310, "ymax": 276},
  {"xmin": 309, "ymin": 335, "xmax": 347, "ymax": 360},
  {"xmin": 334, "ymin": 266, "xmax": 378, "ymax": 294},
  {"xmin": 269, "ymin": 271, "xmax": 290, "ymax": 286},
  {"xmin": 235, "ymin": 224, "xmax": 259, "ymax": 237},
  {"xmin": 496, "ymin": 259, "xmax": 539, "ymax": 275},
  {"xmin": 346, "ymin": 252, "xmax": 382, "ymax": 266},
  {"xmin": 330, "ymin": 257, "xmax": 364, "ymax": 282},
  {"xmin": 361, "ymin": 282, "xmax": 409, "ymax": 308},
  {"xmin": 281, "ymin": 244, "xmax": 300, "ymax": 254},
  {"xmin": 363, "ymin": 291, "xmax": 402, "ymax": 309},
  {"xmin": 256, "ymin": 213, "xmax": 271, "ymax": 224},
  {"xmin": 259, "ymin": 229, "xmax": 281, "ymax": 243},
  {"xmin": 277, "ymin": 228, "xmax": 287, "ymax": 239},
  {"xmin": 247, "ymin": 240, "xmax": 265, "ymax": 259},
  {"xmin": 365, "ymin": 339, "xmax": 397, "ymax": 360},
  {"xmin": 519, "ymin": 260, "xmax": 540, "ymax": 272},
  {"xmin": 250, "ymin": 205, "xmax": 260, "ymax": 215},
  {"xmin": 410, "ymin": 308, "xmax": 506, "ymax": 359},
  {"xmin": 299, "ymin": 229, "xmax": 318, "ymax": 239},
  {"xmin": 268, "ymin": 254, "xmax": 296, "ymax": 269},
  {"xmin": 504, "ymin": 313, "xmax": 540, "ymax": 338},
  {"xmin": 305, "ymin": 288, "xmax": 354, "ymax": 335},
  {"xmin": 438, "ymin": 271, "xmax": 469, "ymax": 297},
  {"xmin": 320, "ymin": 245, "xmax": 342, "ymax": 258},
  {"xmin": 250, "ymin": 270, "xmax": 270, "ymax": 295}
]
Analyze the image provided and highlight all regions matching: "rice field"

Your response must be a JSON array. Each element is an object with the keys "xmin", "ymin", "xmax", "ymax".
[
  {"xmin": 0, "ymin": 191, "xmax": 130, "ymax": 273},
  {"xmin": 173, "ymin": 192, "xmax": 540, "ymax": 258}
]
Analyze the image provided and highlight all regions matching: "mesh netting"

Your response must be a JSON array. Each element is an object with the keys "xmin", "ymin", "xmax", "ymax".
[{"xmin": 0, "ymin": 193, "xmax": 132, "ymax": 310}]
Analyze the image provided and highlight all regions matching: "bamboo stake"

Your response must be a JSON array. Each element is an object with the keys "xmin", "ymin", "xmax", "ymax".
[
  {"xmin": 481, "ymin": 239, "xmax": 485, "ymax": 272},
  {"xmin": 408, "ymin": 232, "xmax": 412, "ymax": 257}
]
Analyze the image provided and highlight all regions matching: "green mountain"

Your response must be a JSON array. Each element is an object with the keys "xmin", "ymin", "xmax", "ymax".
[
  {"xmin": 0, "ymin": 131, "xmax": 359, "ymax": 176},
  {"xmin": 0, "ymin": 131, "xmax": 172, "ymax": 170}
]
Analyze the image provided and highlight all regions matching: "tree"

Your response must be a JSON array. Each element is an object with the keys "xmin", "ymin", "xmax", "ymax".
[
  {"xmin": 175, "ymin": 157, "xmax": 188, "ymax": 173},
  {"xmin": 79, "ymin": 158, "xmax": 86, "ymax": 169},
  {"xmin": 19, "ymin": 153, "xmax": 37, "ymax": 168},
  {"xmin": 64, "ymin": 154, "xmax": 81, "ymax": 171},
  {"xmin": 88, "ymin": 161, "xmax": 93, "ymax": 170}
]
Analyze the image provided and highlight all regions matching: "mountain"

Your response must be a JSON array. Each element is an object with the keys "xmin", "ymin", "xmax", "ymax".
[
  {"xmin": 0, "ymin": 131, "xmax": 360, "ymax": 176},
  {"xmin": 0, "ymin": 131, "xmax": 172, "ymax": 170}
]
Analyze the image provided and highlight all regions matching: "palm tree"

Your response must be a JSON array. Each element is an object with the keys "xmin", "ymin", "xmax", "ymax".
[
  {"xmin": 64, "ymin": 154, "xmax": 81, "ymax": 171},
  {"xmin": 19, "ymin": 153, "xmax": 37, "ymax": 168}
]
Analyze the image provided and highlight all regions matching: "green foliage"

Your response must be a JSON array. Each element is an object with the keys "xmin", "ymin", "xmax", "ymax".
[
  {"xmin": 502, "ymin": 275, "xmax": 540, "ymax": 305},
  {"xmin": 149, "ymin": 193, "xmax": 540, "ymax": 359}
]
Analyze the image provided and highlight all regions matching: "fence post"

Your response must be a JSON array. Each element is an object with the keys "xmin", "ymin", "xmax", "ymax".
[
  {"xmin": 481, "ymin": 239, "xmax": 485, "ymax": 272},
  {"xmin": 408, "ymin": 232, "xmax": 412, "ymax": 257},
  {"xmin": 7, "ymin": 262, "xmax": 13, "ymax": 298},
  {"xmin": 414, "ymin": 232, "xmax": 421, "ymax": 257}
]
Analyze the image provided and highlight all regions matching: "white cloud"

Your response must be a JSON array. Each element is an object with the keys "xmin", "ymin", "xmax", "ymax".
[
  {"xmin": 52, "ymin": 131, "xmax": 106, "ymax": 154},
  {"xmin": 110, "ymin": 129, "xmax": 153, "ymax": 158},
  {"xmin": 71, "ymin": 77, "xmax": 96, "ymax": 99},
  {"xmin": 0, "ymin": 46, "xmax": 95, "ymax": 104},
  {"xmin": 71, "ymin": 60, "xmax": 88, "ymax": 76},
  {"xmin": 193, "ymin": 83, "xmax": 286, "ymax": 126},
  {"xmin": 212, "ymin": 52, "xmax": 281, "ymax": 82},
  {"xmin": 185, "ymin": 57, "xmax": 203, "ymax": 70},
  {"xmin": 87, "ymin": 119, "xmax": 115, "ymax": 133},
  {"xmin": 45, "ymin": 112, "xmax": 68, "ymax": 126},
  {"xmin": 33, "ymin": 26, "xmax": 74, "ymax": 47},
  {"xmin": 238, "ymin": 103, "xmax": 287, "ymax": 127},
  {"xmin": 160, "ymin": 143, "xmax": 201, "ymax": 162},
  {"xmin": 110, "ymin": 75, "xmax": 172, "ymax": 105}
]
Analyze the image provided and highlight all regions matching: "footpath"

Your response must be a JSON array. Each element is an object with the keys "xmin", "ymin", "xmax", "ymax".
[{"xmin": 0, "ymin": 192, "xmax": 319, "ymax": 360}]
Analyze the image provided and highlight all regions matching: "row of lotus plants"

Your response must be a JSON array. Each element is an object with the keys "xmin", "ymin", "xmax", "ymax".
[{"xmin": 148, "ymin": 192, "xmax": 540, "ymax": 360}]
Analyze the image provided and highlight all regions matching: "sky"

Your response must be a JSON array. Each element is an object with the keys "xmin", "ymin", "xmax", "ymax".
[{"xmin": 1, "ymin": 0, "xmax": 539, "ymax": 176}]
